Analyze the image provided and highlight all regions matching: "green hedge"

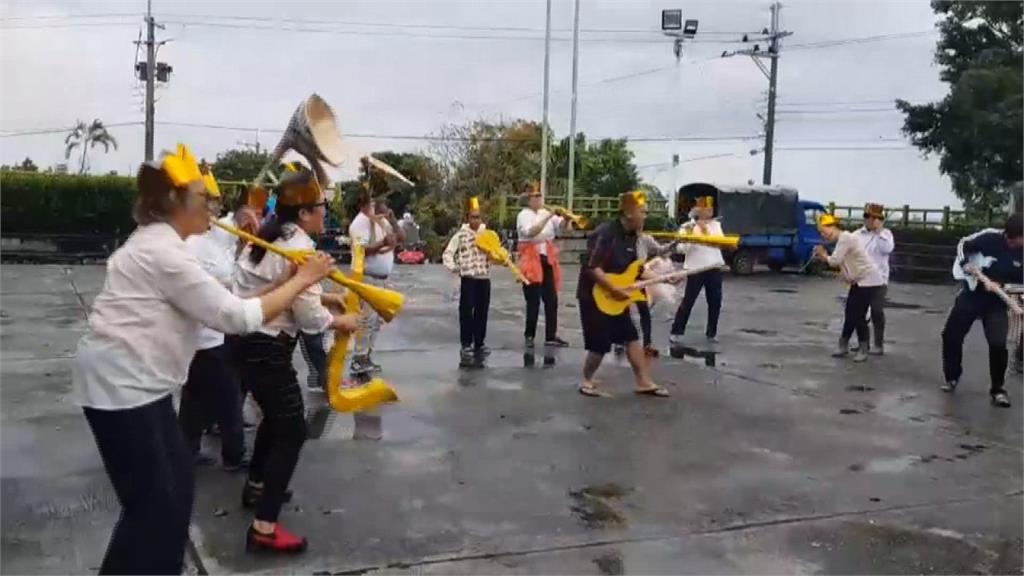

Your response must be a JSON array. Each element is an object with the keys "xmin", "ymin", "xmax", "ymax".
[{"xmin": 1, "ymin": 172, "xmax": 137, "ymax": 236}]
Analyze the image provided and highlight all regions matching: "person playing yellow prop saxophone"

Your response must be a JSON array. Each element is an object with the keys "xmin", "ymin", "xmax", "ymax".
[{"xmin": 443, "ymin": 196, "xmax": 492, "ymax": 368}]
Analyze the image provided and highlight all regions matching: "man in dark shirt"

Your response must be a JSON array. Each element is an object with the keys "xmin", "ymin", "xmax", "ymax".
[
  {"xmin": 577, "ymin": 190, "xmax": 668, "ymax": 398},
  {"xmin": 941, "ymin": 213, "xmax": 1024, "ymax": 407}
]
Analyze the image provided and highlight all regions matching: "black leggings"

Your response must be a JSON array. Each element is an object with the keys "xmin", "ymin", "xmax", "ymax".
[
  {"xmin": 842, "ymin": 285, "xmax": 880, "ymax": 343},
  {"xmin": 523, "ymin": 254, "xmax": 558, "ymax": 340},
  {"xmin": 237, "ymin": 333, "xmax": 307, "ymax": 523},
  {"xmin": 460, "ymin": 277, "xmax": 491, "ymax": 348},
  {"xmin": 84, "ymin": 395, "xmax": 194, "ymax": 575},
  {"xmin": 671, "ymin": 269, "xmax": 723, "ymax": 337},
  {"xmin": 942, "ymin": 292, "xmax": 1009, "ymax": 394},
  {"xmin": 178, "ymin": 344, "xmax": 245, "ymax": 465}
]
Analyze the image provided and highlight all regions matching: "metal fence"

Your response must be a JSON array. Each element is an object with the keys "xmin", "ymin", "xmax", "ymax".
[{"xmin": 828, "ymin": 203, "xmax": 1002, "ymax": 231}]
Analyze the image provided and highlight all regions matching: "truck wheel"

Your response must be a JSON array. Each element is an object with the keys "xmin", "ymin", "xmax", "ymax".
[
  {"xmin": 767, "ymin": 261, "xmax": 785, "ymax": 273},
  {"xmin": 731, "ymin": 250, "xmax": 756, "ymax": 275}
]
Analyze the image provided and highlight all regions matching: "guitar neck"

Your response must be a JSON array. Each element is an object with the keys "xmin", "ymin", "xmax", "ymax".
[{"xmin": 635, "ymin": 264, "xmax": 721, "ymax": 289}]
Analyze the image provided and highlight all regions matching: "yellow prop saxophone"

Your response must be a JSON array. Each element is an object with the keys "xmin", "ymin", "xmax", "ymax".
[
  {"xmin": 324, "ymin": 243, "xmax": 399, "ymax": 413},
  {"xmin": 474, "ymin": 229, "xmax": 529, "ymax": 284},
  {"xmin": 210, "ymin": 219, "xmax": 404, "ymax": 322}
]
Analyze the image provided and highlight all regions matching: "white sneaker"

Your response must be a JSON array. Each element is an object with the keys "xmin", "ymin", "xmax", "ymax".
[{"xmin": 668, "ymin": 334, "xmax": 684, "ymax": 346}]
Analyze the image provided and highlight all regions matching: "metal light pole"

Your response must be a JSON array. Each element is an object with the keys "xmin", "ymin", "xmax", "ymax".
[
  {"xmin": 566, "ymin": 0, "xmax": 581, "ymax": 211},
  {"xmin": 539, "ymin": 0, "xmax": 553, "ymax": 198}
]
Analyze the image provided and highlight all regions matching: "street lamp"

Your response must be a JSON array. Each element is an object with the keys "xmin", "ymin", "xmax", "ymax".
[{"xmin": 662, "ymin": 9, "xmax": 697, "ymax": 62}]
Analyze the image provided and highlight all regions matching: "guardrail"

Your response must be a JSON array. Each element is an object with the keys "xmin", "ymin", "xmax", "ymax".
[
  {"xmin": 496, "ymin": 193, "xmax": 669, "ymax": 226},
  {"xmin": 828, "ymin": 203, "xmax": 1001, "ymax": 231}
]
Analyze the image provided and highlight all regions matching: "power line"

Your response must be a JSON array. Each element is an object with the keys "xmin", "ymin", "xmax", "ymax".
[
  {"xmin": 0, "ymin": 12, "xmax": 140, "ymax": 21},
  {"xmin": 787, "ymin": 30, "xmax": 934, "ymax": 51},
  {"xmin": 0, "ymin": 122, "xmax": 143, "ymax": 138},
  {"xmin": 0, "ymin": 22, "xmax": 138, "ymax": 30}
]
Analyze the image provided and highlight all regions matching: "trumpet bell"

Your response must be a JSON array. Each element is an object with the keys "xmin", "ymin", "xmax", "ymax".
[{"xmin": 293, "ymin": 94, "xmax": 344, "ymax": 167}]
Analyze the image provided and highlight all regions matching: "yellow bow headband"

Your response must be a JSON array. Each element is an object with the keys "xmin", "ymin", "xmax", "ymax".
[
  {"xmin": 620, "ymin": 189, "xmax": 647, "ymax": 208},
  {"xmin": 160, "ymin": 144, "xmax": 202, "ymax": 189}
]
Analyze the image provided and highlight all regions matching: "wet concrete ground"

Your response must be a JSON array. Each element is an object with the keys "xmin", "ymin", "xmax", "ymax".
[{"xmin": 2, "ymin": 263, "xmax": 1022, "ymax": 574}]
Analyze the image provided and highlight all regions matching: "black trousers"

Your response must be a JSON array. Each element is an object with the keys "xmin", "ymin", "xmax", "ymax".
[
  {"xmin": 178, "ymin": 345, "xmax": 245, "ymax": 465},
  {"xmin": 671, "ymin": 269, "xmax": 723, "ymax": 337},
  {"xmin": 523, "ymin": 254, "xmax": 558, "ymax": 341},
  {"xmin": 236, "ymin": 333, "xmax": 307, "ymax": 523},
  {"xmin": 635, "ymin": 301, "xmax": 652, "ymax": 346},
  {"xmin": 298, "ymin": 331, "xmax": 327, "ymax": 392},
  {"xmin": 84, "ymin": 395, "xmax": 194, "ymax": 575},
  {"xmin": 841, "ymin": 284, "xmax": 880, "ymax": 344},
  {"xmin": 942, "ymin": 291, "xmax": 1009, "ymax": 394},
  {"xmin": 868, "ymin": 285, "xmax": 887, "ymax": 347},
  {"xmin": 459, "ymin": 277, "xmax": 491, "ymax": 348}
]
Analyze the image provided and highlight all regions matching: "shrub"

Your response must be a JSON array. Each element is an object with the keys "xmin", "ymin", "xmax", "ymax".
[{"xmin": 1, "ymin": 172, "xmax": 136, "ymax": 236}]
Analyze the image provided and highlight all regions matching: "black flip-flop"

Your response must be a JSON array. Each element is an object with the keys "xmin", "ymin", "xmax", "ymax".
[{"xmin": 635, "ymin": 387, "xmax": 670, "ymax": 397}]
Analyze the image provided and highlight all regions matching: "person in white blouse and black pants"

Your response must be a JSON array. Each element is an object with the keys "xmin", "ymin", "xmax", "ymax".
[
  {"xmin": 233, "ymin": 166, "xmax": 359, "ymax": 554},
  {"xmin": 72, "ymin": 147, "xmax": 337, "ymax": 575}
]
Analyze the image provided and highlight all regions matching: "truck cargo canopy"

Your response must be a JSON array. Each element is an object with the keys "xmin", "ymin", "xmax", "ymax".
[{"xmin": 677, "ymin": 183, "xmax": 800, "ymax": 235}]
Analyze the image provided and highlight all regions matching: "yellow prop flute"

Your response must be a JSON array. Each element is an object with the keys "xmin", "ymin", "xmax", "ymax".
[
  {"xmin": 545, "ymin": 205, "xmax": 587, "ymax": 229},
  {"xmin": 210, "ymin": 218, "xmax": 404, "ymax": 322},
  {"xmin": 647, "ymin": 231, "xmax": 740, "ymax": 250}
]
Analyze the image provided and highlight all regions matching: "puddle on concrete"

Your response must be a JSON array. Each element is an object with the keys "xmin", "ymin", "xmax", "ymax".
[
  {"xmin": 523, "ymin": 350, "xmax": 557, "ymax": 368},
  {"xmin": 593, "ymin": 552, "xmax": 625, "ymax": 575},
  {"xmin": 739, "ymin": 328, "xmax": 779, "ymax": 337},
  {"xmin": 845, "ymin": 384, "xmax": 876, "ymax": 392},
  {"xmin": 568, "ymin": 483, "xmax": 633, "ymax": 529},
  {"xmin": 886, "ymin": 300, "xmax": 923, "ymax": 310},
  {"xmin": 864, "ymin": 454, "xmax": 919, "ymax": 473},
  {"xmin": 669, "ymin": 346, "xmax": 717, "ymax": 367},
  {"xmin": 769, "ymin": 288, "xmax": 799, "ymax": 294},
  {"xmin": 839, "ymin": 408, "xmax": 861, "ymax": 415}
]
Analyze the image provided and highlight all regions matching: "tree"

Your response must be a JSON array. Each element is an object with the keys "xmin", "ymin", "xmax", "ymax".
[
  {"xmin": 549, "ymin": 133, "xmax": 639, "ymax": 198},
  {"xmin": 64, "ymin": 119, "xmax": 118, "ymax": 174},
  {"xmin": 211, "ymin": 148, "xmax": 273, "ymax": 182},
  {"xmin": 17, "ymin": 157, "xmax": 38, "ymax": 172},
  {"xmin": 897, "ymin": 1, "xmax": 1023, "ymax": 211}
]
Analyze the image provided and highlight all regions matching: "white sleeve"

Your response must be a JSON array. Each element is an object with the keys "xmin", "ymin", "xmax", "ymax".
[
  {"xmin": 349, "ymin": 217, "xmax": 370, "ymax": 246},
  {"xmin": 291, "ymin": 282, "xmax": 334, "ymax": 334},
  {"xmin": 516, "ymin": 210, "xmax": 532, "ymax": 238},
  {"xmin": 157, "ymin": 245, "xmax": 264, "ymax": 334}
]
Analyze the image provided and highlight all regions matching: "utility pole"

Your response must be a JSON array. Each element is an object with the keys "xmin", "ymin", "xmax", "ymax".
[
  {"xmin": 144, "ymin": 0, "xmax": 156, "ymax": 162},
  {"xmin": 722, "ymin": 1, "xmax": 790, "ymax": 185},
  {"xmin": 566, "ymin": 0, "xmax": 581, "ymax": 210},
  {"xmin": 762, "ymin": 2, "xmax": 781, "ymax": 185},
  {"xmin": 539, "ymin": 0, "xmax": 552, "ymax": 197}
]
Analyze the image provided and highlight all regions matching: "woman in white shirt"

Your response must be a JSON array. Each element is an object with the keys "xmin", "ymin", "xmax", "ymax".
[
  {"xmin": 516, "ymin": 183, "xmax": 572, "ymax": 347},
  {"xmin": 669, "ymin": 197, "xmax": 727, "ymax": 344},
  {"xmin": 72, "ymin": 146, "xmax": 336, "ymax": 575},
  {"xmin": 233, "ymin": 166, "xmax": 358, "ymax": 554}
]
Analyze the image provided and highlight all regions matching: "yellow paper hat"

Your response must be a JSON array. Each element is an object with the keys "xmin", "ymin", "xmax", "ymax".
[
  {"xmin": 200, "ymin": 167, "xmax": 221, "ymax": 198},
  {"xmin": 160, "ymin": 144, "xmax": 202, "ymax": 189},
  {"xmin": 817, "ymin": 213, "xmax": 839, "ymax": 228},
  {"xmin": 694, "ymin": 196, "xmax": 714, "ymax": 209},
  {"xmin": 275, "ymin": 165, "xmax": 322, "ymax": 206},
  {"xmin": 464, "ymin": 196, "xmax": 480, "ymax": 213},
  {"xmin": 620, "ymin": 189, "xmax": 647, "ymax": 209}
]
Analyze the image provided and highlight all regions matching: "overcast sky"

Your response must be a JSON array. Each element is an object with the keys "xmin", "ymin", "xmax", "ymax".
[{"xmin": 1, "ymin": 0, "xmax": 957, "ymax": 207}]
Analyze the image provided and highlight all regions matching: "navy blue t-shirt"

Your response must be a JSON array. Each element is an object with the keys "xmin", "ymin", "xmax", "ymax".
[
  {"xmin": 957, "ymin": 229, "xmax": 1024, "ymax": 303},
  {"xmin": 577, "ymin": 219, "xmax": 639, "ymax": 302}
]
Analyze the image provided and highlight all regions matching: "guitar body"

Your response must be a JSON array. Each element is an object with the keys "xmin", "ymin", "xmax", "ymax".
[
  {"xmin": 952, "ymin": 253, "xmax": 997, "ymax": 291},
  {"xmin": 592, "ymin": 260, "xmax": 647, "ymax": 316}
]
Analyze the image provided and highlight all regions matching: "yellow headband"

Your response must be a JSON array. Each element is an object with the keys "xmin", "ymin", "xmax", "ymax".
[
  {"xmin": 161, "ymin": 144, "xmax": 202, "ymax": 189},
  {"xmin": 694, "ymin": 196, "xmax": 714, "ymax": 209},
  {"xmin": 818, "ymin": 213, "xmax": 839, "ymax": 228}
]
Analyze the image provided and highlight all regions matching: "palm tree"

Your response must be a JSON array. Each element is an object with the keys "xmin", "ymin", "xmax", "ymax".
[{"xmin": 65, "ymin": 119, "xmax": 118, "ymax": 174}]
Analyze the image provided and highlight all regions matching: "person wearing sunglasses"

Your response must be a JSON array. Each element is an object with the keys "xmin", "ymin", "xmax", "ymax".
[
  {"xmin": 516, "ymin": 182, "xmax": 572, "ymax": 348},
  {"xmin": 853, "ymin": 203, "xmax": 894, "ymax": 355}
]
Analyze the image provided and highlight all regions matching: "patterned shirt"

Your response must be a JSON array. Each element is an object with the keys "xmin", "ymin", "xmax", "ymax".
[{"xmin": 443, "ymin": 224, "xmax": 491, "ymax": 279}]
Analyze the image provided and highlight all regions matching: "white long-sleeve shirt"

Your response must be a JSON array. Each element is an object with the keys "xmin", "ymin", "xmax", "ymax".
[
  {"xmin": 234, "ymin": 223, "xmax": 333, "ymax": 337},
  {"xmin": 73, "ymin": 223, "xmax": 264, "ymax": 410},
  {"xmin": 516, "ymin": 208, "xmax": 564, "ymax": 256},
  {"xmin": 854, "ymin": 226, "xmax": 894, "ymax": 284},
  {"xmin": 185, "ymin": 214, "xmax": 241, "ymax": 350},
  {"xmin": 675, "ymin": 219, "xmax": 726, "ymax": 270},
  {"xmin": 827, "ymin": 231, "xmax": 883, "ymax": 287}
]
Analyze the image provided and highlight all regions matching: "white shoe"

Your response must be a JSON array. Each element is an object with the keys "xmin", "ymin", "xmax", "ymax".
[{"xmin": 668, "ymin": 334, "xmax": 684, "ymax": 346}]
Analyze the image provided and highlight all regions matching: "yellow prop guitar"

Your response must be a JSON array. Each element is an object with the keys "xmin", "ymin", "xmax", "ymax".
[
  {"xmin": 474, "ymin": 229, "xmax": 530, "ymax": 284},
  {"xmin": 592, "ymin": 262, "xmax": 724, "ymax": 316},
  {"xmin": 324, "ymin": 243, "xmax": 399, "ymax": 412},
  {"xmin": 210, "ymin": 219, "xmax": 404, "ymax": 322}
]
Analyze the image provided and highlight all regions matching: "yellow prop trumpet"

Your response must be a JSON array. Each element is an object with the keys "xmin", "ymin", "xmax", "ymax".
[
  {"xmin": 210, "ymin": 219, "xmax": 404, "ymax": 322},
  {"xmin": 592, "ymin": 261, "xmax": 723, "ymax": 316},
  {"xmin": 546, "ymin": 205, "xmax": 587, "ymax": 229},
  {"xmin": 325, "ymin": 243, "xmax": 399, "ymax": 413},
  {"xmin": 647, "ymin": 231, "xmax": 740, "ymax": 250},
  {"xmin": 474, "ymin": 229, "xmax": 530, "ymax": 284}
]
